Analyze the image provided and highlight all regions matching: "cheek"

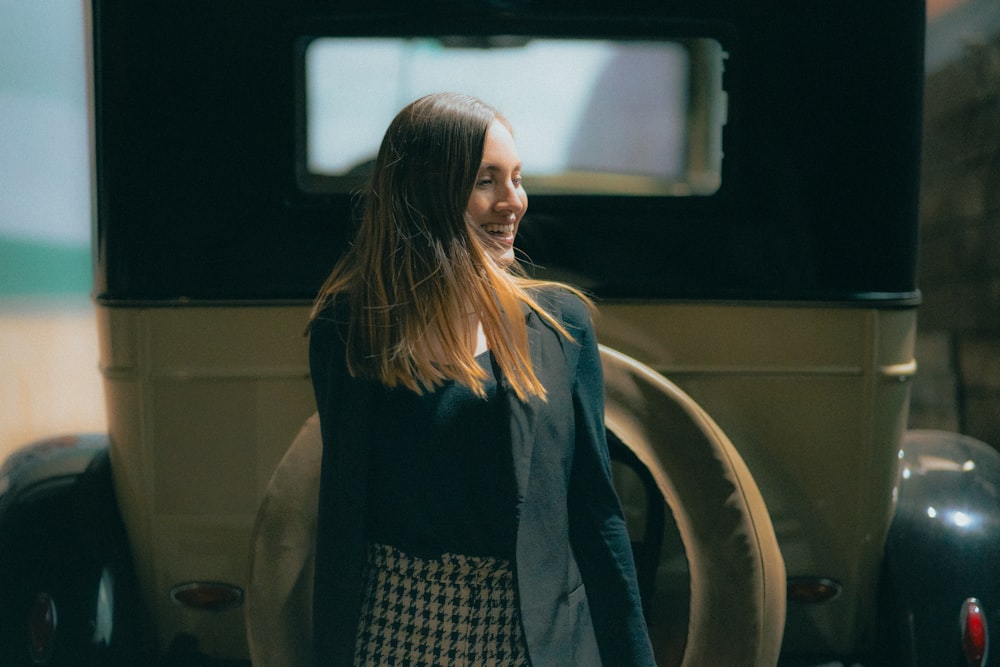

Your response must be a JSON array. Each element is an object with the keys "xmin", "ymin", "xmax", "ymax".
[{"xmin": 466, "ymin": 195, "xmax": 489, "ymax": 221}]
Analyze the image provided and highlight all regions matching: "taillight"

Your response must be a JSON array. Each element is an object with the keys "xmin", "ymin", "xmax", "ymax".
[
  {"xmin": 28, "ymin": 592, "xmax": 57, "ymax": 664},
  {"xmin": 786, "ymin": 576, "xmax": 842, "ymax": 604},
  {"xmin": 960, "ymin": 597, "xmax": 989, "ymax": 667},
  {"xmin": 170, "ymin": 581, "xmax": 244, "ymax": 612}
]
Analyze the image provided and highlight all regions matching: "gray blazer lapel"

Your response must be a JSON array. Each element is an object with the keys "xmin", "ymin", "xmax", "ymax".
[{"xmin": 507, "ymin": 310, "xmax": 546, "ymax": 512}]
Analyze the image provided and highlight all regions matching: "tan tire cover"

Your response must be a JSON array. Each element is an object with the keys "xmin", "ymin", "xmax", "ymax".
[{"xmin": 600, "ymin": 346, "xmax": 785, "ymax": 666}]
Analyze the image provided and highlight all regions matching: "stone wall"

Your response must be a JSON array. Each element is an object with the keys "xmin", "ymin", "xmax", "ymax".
[{"xmin": 910, "ymin": 18, "xmax": 1000, "ymax": 448}]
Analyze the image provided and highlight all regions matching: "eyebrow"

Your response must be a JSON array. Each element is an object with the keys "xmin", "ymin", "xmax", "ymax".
[{"xmin": 478, "ymin": 163, "xmax": 523, "ymax": 172}]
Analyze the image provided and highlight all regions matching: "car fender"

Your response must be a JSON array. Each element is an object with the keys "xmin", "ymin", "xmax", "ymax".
[
  {"xmin": 882, "ymin": 429, "xmax": 1000, "ymax": 666},
  {"xmin": 0, "ymin": 434, "xmax": 145, "ymax": 665}
]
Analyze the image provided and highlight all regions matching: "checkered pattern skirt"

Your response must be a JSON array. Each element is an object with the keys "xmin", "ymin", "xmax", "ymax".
[{"xmin": 353, "ymin": 543, "xmax": 531, "ymax": 667}]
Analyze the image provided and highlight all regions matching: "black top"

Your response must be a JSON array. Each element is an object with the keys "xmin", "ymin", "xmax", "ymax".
[{"xmin": 364, "ymin": 352, "xmax": 517, "ymax": 559}]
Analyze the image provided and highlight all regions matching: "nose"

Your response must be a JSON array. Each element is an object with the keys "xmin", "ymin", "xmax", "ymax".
[{"xmin": 494, "ymin": 180, "xmax": 525, "ymax": 214}]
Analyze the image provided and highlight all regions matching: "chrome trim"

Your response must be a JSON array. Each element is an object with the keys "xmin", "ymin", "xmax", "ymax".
[{"xmin": 878, "ymin": 360, "xmax": 918, "ymax": 382}]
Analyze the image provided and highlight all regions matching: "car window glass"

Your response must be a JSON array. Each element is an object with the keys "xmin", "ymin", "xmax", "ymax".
[{"xmin": 301, "ymin": 36, "xmax": 726, "ymax": 196}]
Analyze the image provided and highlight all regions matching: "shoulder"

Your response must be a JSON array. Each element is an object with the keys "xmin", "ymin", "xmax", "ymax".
[
  {"xmin": 308, "ymin": 294, "xmax": 353, "ymax": 366},
  {"xmin": 310, "ymin": 294, "xmax": 350, "ymax": 335},
  {"xmin": 530, "ymin": 284, "xmax": 593, "ymax": 334}
]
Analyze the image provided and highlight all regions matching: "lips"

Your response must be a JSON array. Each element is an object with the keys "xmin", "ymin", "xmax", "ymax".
[{"xmin": 483, "ymin": 222, "xmax": 516, "ymax": 244}]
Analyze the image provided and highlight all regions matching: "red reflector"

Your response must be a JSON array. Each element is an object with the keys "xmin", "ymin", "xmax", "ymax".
[
  {"xmin": 960, "ymin": 597, "xmax": 989, "ymax": 667},
  {"xmin": 28, "ymin": 592, "xmax": 58, "ymax": 663},
  {"xmin": 170, "ymin": 582, "xmax": 244, "ymax": 612},
  {"xmin": 786, "ymin": 577, "xmax": 842, "ymax": 604}
]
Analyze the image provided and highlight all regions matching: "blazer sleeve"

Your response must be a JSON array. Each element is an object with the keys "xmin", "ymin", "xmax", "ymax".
[
  {"xmin": 308, "ymin": 301, "xmax": 370, "ymax": 667},
  {"xmin": 562, "ymin": 296, "xmax": 657, "ymax": 667}
]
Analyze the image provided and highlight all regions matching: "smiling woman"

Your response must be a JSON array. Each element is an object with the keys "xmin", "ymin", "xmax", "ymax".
[{"xmin": 305, "ymin": 92, "xmax": 657, "ymax": 666}]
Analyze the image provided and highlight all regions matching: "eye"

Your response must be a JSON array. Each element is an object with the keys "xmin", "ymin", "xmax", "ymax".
[{"xmin": 476, "ymin": 177, "xmax": 493, "ymax": 188}]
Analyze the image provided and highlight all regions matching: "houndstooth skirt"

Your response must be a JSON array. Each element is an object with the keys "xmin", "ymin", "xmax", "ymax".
[{"xmin": 353, "ymin": 543, "xmax": 532, "ymax": 667}]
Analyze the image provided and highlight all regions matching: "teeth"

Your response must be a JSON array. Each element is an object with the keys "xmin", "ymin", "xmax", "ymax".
[{"xmin": 484, "ymin": 223, "xmax": 514, "ymax": 236}]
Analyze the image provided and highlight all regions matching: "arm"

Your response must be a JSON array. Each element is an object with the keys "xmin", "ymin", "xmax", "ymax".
[
  {"xmin": 307, "ymin": 306, "xmax": 343, "ymax": 665},
  {"xmin": 308, "ymin": 301, "xmax": 369, "ymax": 667},
  {"xmin": 564, "ymin": 299, "xmax": 657, "ymax": 667}
]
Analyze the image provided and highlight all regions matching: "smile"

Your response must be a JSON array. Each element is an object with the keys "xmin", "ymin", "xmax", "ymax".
[{"xmin": 483, "ymin": 223, "xmax": 515, "ymax": 239}]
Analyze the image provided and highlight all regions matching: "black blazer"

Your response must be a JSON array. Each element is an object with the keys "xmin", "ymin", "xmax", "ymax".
[{"xmin": 309, "ymin": 288, "xmax": 656, "ymax": 667}]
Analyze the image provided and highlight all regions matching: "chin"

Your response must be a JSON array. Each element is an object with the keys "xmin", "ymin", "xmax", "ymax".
[{"xmin": 490, "ymin": 248, "xmax": 516, "ymax": 267}]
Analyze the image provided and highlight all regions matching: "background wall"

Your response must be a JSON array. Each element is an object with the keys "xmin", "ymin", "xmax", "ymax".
[
  {"xmin": 909, "ymin": 0, "xmax": 1000, "ymax": 449},
  {"xmin": 0, "ymin": 0, "xmax": 104, "ymax": 462}
]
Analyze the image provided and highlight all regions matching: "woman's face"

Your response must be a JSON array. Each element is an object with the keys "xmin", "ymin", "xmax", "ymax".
[{"xmin": 467, "ymin": 120, "xmax": 527, "ymax": 266}]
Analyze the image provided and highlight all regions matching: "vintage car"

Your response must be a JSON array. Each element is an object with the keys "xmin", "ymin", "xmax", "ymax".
[{"xmin": 1, "ymin": 0, "xmax": 997, "ymax": 665}]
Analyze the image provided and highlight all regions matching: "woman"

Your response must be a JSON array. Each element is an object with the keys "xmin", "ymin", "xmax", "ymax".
[{"xmin": 308, "ymin": 92, "xmax": 655, "ymax": 667}]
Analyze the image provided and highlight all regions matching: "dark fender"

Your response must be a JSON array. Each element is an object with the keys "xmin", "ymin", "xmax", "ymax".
[
  {"xmin": 0, "ymin": 435, "xmax": 145, "ymax": 665},
  {"xmin": 882, "ymin": 429, "xmax": 1000, "ymax": 667}
]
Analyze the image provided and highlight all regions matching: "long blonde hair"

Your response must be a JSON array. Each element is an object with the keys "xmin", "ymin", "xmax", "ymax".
[{"xmin": 310, "ymin": 93, "xmax": 589, "ymax": 401}]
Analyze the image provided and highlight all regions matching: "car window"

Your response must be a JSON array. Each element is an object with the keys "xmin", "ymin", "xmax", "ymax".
[{"xmin": 300, "ymin": 36, "xmax": 726, "ymax": 196}]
